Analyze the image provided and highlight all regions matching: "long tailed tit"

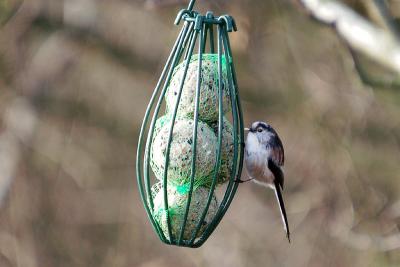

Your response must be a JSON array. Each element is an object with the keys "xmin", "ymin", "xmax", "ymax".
[{"xmin": 240, "ymin": 121, "xmax": 290, "ymax": 242}]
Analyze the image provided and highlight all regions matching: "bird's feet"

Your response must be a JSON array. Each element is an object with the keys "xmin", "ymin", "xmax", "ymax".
[{"xmin": 234, "ymin": 178, "xmax": 254, "ymax": 183}]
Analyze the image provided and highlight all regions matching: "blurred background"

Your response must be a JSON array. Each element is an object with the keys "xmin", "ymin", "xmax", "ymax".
[{"xmin": 1, "ymin": 0, "xmax": 400, "ymax": 266}]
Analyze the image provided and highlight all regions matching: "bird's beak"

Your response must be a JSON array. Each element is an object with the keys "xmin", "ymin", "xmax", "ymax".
[{"xmin": 244, "ymin": 128, "xmax": 250, "ymax": 132}]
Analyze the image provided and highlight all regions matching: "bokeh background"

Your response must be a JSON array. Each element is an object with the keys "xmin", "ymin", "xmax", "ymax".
[{"xmin": 1, "ymin": 0, "xmax": 400, "ymax": 266}]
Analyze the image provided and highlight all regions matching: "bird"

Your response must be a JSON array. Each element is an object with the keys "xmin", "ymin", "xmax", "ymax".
[{"xmin": 239, "ymin": 121, "xmax": 290, "ymax": 242}]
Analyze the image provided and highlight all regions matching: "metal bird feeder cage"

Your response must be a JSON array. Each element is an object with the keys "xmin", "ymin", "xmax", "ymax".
[{"xmin": 136, "ymin": 0, "xmax": 244, "ymax": 248}]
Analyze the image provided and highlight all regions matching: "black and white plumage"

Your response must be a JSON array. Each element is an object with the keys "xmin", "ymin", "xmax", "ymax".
[{"xmin": 244, "ymin": 121, "xmax": 290, "ymax": 242}]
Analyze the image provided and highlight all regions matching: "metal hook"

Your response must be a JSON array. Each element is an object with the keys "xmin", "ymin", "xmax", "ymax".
[
  {"xmin": 206, "ymin": 11, "xmax": 214, "ymax": 19},
  {"xmin": 175, "ymin": 9, "xmax": 192, "ymax": 25},
  {"xmin": 218, "ymin": 15, "xmax": 237, "ymax": 32}
]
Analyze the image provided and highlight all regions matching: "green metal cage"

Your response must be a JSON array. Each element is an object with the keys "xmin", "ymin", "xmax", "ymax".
[{"xmin": 136, "ymin": 0, "xmax": 244, "ymax": 248}]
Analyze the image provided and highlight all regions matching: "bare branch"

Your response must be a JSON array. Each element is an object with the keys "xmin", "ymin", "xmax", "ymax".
[
  {"xmin": 348, "ymin": 47, "xmax": 400, "ymax": 89},
  {"xmin": 298, "ymin": 0, "xmax": 400, "ymax": 75},
  {"xmin": 372, "ymin": 0, "xmax": 400, "ymax": 39}
]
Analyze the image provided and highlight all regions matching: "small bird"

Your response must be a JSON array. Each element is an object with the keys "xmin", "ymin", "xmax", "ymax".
[{"xmin": 241, "ymin": 121, "xmax": 290, "ymax": 242}]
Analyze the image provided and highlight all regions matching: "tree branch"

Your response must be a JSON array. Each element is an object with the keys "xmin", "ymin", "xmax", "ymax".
[
  {"xmin": 372, "ymin": 0, "xmax": 400, "ymax": 39},
  {"xmin": 297, "ymin": 0, "xmax": 400, "ymax": 75}
]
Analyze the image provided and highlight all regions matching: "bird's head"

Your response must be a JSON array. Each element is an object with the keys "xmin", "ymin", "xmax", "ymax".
[{"xmin": 245, "ymin": 121, "xmax": 276, "ymax": 144}]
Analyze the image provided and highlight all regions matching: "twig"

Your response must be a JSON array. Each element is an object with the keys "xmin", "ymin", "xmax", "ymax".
[
  {"xmin": 348, "ymin": 47, "xmax": 400, "ymax": 90},
  {"xmin": 372, "ymin": 0, "xmax": 400, "ymax": 39},
  {"xmin": 297, "ymin": 0, "xmax": 400, "ymax": 75}
]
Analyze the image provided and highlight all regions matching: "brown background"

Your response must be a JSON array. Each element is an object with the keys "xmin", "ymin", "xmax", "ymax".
[{"xmin": 1, "ymin": 0, "xmax": 400, "ymax": 266}]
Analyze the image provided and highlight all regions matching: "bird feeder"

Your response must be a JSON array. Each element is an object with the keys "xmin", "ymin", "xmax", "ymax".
[{"xmin": 136, "ymin": 0, "xmax": 244, "ymax": 248}]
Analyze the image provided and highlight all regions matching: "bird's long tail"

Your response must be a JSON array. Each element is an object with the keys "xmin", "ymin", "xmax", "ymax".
[{"xmin": 273, "ymin": 180, "xmax": 290, "ymax": 243}]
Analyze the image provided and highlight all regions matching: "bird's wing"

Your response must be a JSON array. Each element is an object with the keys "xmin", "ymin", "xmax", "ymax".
[
  {"xmin": 268, "ymin": 158, "xmax": 284, "ymax": 190},
  {"xmin": 268, "ymin": 134, "xmax": 285, "ymax": 166}
]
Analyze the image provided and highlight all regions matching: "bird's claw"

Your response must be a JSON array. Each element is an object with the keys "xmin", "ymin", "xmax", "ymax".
[{"xmin": 234, "ymin": 178, "xmax": 254, "ymax": 184}]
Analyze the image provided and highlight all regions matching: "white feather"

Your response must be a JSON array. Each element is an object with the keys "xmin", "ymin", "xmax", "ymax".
[{"xmin": 245, "ymin": 132, "xmax": 275, "ymax": 185}]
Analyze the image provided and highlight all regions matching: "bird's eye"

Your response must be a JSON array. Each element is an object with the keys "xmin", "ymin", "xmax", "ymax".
[{"xmin": 257, "ymin": 128, "xmax": 263, "ymax": 133}]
